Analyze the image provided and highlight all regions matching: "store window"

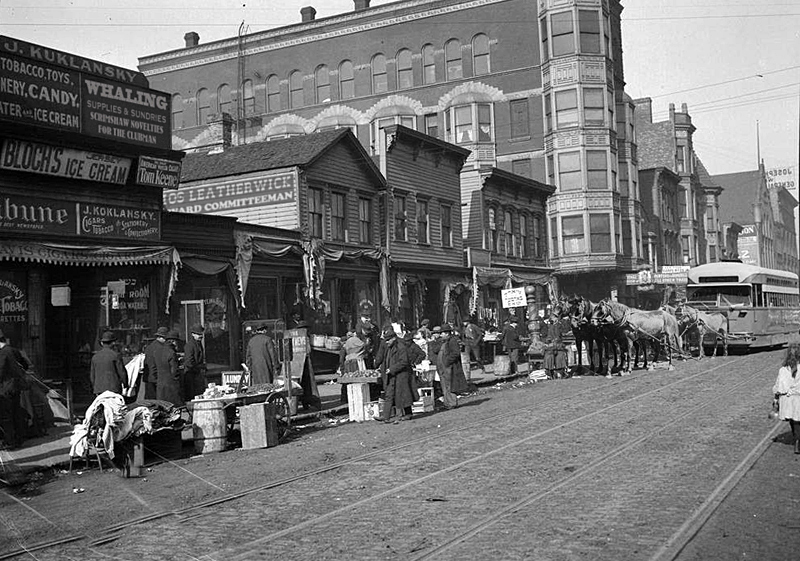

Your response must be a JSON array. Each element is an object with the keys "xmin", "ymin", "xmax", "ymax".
[
  {"xmin": 331, "ymin": 192, "xmax": 347, "ymax": 242},
  {"xmin": 359, "ymin": 197, "xmax": 372, "ymax": 244},
  {"xmin": 562, "ymin": 215, "xmax": 585, "ymax": 254},
  {"xmin": 584, "ymin": 88, "xmax": 604, "ymax": 125},
  {"xmin": 558, "ymin": 151, "xmax": 582, "ymax": 191},
  {"xmin": 510, "ymin": 98, "xmax": 530, "ymax": 138},
  {"xmin": 422, "ymin": 44, "xmax": 436, "ymax": 84},
  {"xmin": 308, "ymin": 187, "xmax": 324, "ymax": 238},
  {"xmin": 243, "ymin": 277, "xmax": 280, "ymax": 322},
  {"xmin": 587, "ymin": 150, "xmax": 608, "ymax": 190},
  {"xmin": 472, "ymin": 33, "xmax": 490, "ymax": 75},
  {"xmin": 555, "ymin": 89, "xmax": 578, "ymax": 128},
  {"xmin": 504, "ymin": 210, "xmax": 514, "ymax": 256},
  {"xmin": 589, "ymin": 213, "xmax": 611, "ymax": 252},
  {"xmin": 395, "ymin": 194, "xmax": 407, "ymax": 241},
  {"xmin": 289, "ymin": 70, "xmax": 304, "ymax": 108},
  {"xmin": 266, "ymin": 75, "xmax": 281, "ymax": 112},
  {"xmin": 217, "ymin": 83, "xmax": 232, "ymax": 115},
  {"xmin": 315, "ymin": 65, "xmax": 330, "ymax": 103},
  {"xmin": 175, "ymin": 280, "xmax": 230, "ymax": 367},
  {"xmin": 445, "ymin": 39, "xmax": 463, "ymax": 80},
  {"xmin": 196, "ymin": 88, "xmax": 210, "ymax": 125},
  {"xmin": 417, "ymin": 199, "xmax": 429, "ymax": 244},
  {"xmin": 551, "ymin": 11, "xmax": 575, "ymax": 57},
  {"xmin": 372, "ymin": 53, "xmax": 388, "ymax": 94},
  {"xmin": 241, "ymin": 80, "xmax": 255, "ymax": 116},
  {"xmin": 397, "ymin": 49, "xmax": 413, "ymax": 89},
  {"xmin": 339, "ymin": 60, "xmax": 355, "ymax": 99},
  {"xmin": 171, "ymin": 94, "xmax": 183, "ymax": 130},
  {"xmin": 579, "ymin": 10, "xmax": 601, "ymax": 54},
  {"xmin": 441, "ymin": 204, "xmax": 453, "ymax": 247}
]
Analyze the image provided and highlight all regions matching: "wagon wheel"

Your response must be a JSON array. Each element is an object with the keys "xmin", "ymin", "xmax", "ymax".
[{"xmin": 266, "ymin": 392, "xmax": 292, "ymax": 441}]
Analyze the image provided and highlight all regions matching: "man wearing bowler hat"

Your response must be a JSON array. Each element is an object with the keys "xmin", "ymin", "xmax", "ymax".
[
  {"xmin": 183, "ymin": 324, "xmax": 206, "ymax": 400},
  {"xmin": 157, "ymin": 330, "xmax": 183, "ymax": 405},
  {"xmin": 142, "ymin": 327, "xmax": 169, "ymax": 400},
  {"xmin": 90, "ymin": 331, "xmax": 128, "ymax": 397},
  {"xmin": 246, "ymin": 321, "xmax": 278, "ymax": 385}
]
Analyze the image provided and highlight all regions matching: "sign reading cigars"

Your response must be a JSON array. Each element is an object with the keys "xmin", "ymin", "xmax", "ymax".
[
  {"xmin": 0, "ymin": 36, "xmax": 171, "ymax": 150},
  {"xmin": 1, "ymin": 139, "xmax": 130, "ymax": 185},
  {"xmin": 0, "ymin": 192, "xmax": 160, "ymax": 241},
  {"xmin": 136, "ymin": 156, "xmax": 181, "ymax": 189}
]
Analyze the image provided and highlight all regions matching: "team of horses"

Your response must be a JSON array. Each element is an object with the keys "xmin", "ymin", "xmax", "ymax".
[{"xmin": 554, "ymin": 295, "xmax": 729, "ymax": 377}]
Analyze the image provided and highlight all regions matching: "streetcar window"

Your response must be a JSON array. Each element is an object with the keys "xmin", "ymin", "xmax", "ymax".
[{"xmin": 687, "ymin": 285, "xmax": 751, "ymax": 307}]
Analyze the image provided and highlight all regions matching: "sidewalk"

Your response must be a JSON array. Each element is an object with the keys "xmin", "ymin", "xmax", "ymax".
[{"xmin": 0, "ymin": 363, "xmax": 529, "ymax": 481}]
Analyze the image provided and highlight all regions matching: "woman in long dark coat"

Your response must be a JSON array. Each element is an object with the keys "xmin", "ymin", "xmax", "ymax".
[{"xmin": 379, "ymin": 328, "xmax": 418, "ymax": 422}]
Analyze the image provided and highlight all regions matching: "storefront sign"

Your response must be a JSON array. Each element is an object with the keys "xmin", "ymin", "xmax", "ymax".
[
  {"xmin": 501, "ymin": 287, "xmax": 526, "ymax": 308},
  {"xmin": 1, "ymin": 139, "xmax": 130, "ymax": 185},
  {"xmin": 737, "ymin": 224, "xmax": 759, "ymax": 266},
  {"xmin": 0, "ymin": 272, "xmax": 28, "ymax": 339},
  {"xmin": 0, "ymin": 192, "xmax": 160, "ymax": 240},
  {"xmin": 0, "ymin": 45, "xmax": 171, "ymax": 149},
  {"xmin": 766, "ymin": 165, "xmax": 796, "ymax": 198},
  {"xmin": 164, "ymin": 169, "xmax": 297, "ymax": 216},
  {"xmin": 136, "ymin": 156, "xmax": 181, "ymax": 189}
]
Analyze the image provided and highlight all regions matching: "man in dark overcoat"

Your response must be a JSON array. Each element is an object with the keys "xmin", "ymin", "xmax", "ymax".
[
  {"xmin": 89, "ymin": 331, "xmax": 128, "ymax": 396},
  {"xmin": 502, "ymin": 317, "xmax": 523, "ymax": 374},
  {"xmin": 150, "ymin": 328, "xmax": 181, "ymax": 405},
  {"xmin": 142, "ymin": 327, "xmax": 169, "ymax": 400},
  {"xmin": 246, "ymin": 322, "xmax": 278, "ymax": 385},
  {"xmin": 0, "ymin": 329, "xmax": 27, "ymax": 449},
  {"xmin": 378, "ymin": 327, "xmax": 418, "ymax": 423},
  {"xmin": 183, "ymin": 324, "xmax": 206, "ymax": 399}
]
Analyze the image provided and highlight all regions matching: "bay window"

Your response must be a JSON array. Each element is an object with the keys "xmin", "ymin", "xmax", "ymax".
[
  {"xmin": 583, "ymin": 88, "xmax": 605, "ymax": 125},
  {"xmin": 589, "ymin": 213, "xmax": 611, "ymax": 253},
  {"xmin": 579, "ymin": 10, "xmax": 601, "ymax": 54},
  {"xmin": 551, "ymin": 11, "xmax": 575, "ymax": 57},
  {"xmin": 555, "ymin": 89, "xmax": 578, "ymax": 128},
  {"xmin": 587, "ymin": 150, "xmax": 608, "ymax": 190},
  {"xmin": 558, "ymin": 151, "xmax": 582, "ymax": 191},
  {"xmin": 562, "ymin": 215, "xmax": 585, "ymax": 254},
  {"xmin": 446, "ymin": 103, "xmax": 493, "ymax": 144}
]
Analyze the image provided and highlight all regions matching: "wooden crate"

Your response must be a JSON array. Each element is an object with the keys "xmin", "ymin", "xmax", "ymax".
[
  {"xmin": 412, "ymin": 387, "xmax": 434, "ymax": 414},
  {"xmin": 240, "ymin": 402, "xmax": 279, "ymax": 450},
  {"xmin": 347, "ymin": 383, "xmax": 372, "ymax": 422}
]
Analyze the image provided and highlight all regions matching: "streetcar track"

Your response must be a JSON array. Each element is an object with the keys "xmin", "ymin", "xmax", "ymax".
[{"xmin": 0, "ymin": 356, "xmax": 750, "ymax": 560}]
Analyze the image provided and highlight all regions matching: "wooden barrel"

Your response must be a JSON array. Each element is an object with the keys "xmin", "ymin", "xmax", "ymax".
[
  {"xmin": 493, "ymin": 354, "xmax": 511, "ymax": 377},
  {"xmin": 192, "ymin": 401, "xmax": 227, "ymax": 454}
]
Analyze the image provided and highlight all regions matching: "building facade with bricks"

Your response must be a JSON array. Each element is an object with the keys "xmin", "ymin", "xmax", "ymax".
[{"xmin": 138, "ymin": 0, "xmax": 643, "ymax": 305}]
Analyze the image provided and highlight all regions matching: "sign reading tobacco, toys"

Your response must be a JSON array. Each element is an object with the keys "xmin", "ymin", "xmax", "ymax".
[{"xmin": 0, "ymin": 36, "xmax": 171, "ymax": 150}]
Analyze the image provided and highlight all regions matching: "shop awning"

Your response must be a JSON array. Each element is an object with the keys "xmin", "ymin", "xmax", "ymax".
[{"xmin": 0, "ymin": 240, "xmax": 178, "ymax": 267}]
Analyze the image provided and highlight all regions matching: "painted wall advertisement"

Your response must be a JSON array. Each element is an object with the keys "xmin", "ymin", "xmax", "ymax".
[
  {"xmin": 766, "ymin": 165, "xmax": 797, "ymax": 200},
  {"xmin": 737, "ymin": 224, "xmax": 760, "ymax": 266},
  {"xmin": 0, "ymin": 192, "xmax": 160, "ymax": 240},
  {"xmin": 0, "ymin": 270, "xmax": 28, "ymax": 345},
  {"xmin": 136, "ymin": 156, "xmax": 181, "ymax": 189},
  {"xmin": 0, "ymin": 36, "xmax": 171, "ymax": 149},
  {"xmin": 163, "ymin": 169, "xmax": 297, "ymax": 213}
]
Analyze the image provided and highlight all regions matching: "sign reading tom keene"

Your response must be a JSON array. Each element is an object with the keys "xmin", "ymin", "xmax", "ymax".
[
  {"xmin": 164, "ymin": 169, "xmax": 299, "ymax": 229},
  {"xmin": 0, "ymin": 36, "xmax": 171, "ymax": 150}
]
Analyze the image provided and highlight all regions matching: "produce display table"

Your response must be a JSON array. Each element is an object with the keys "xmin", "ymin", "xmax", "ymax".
[{"xmin": 339, "ymin": 374, "xmax": 381, "ymax": 422}]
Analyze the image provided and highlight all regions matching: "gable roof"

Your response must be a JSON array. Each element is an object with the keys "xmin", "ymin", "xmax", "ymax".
[
  {"xmin": 694, "ymin": 155, "xmax": 721, "ymax": 190},
  {"xmin": 712, "ymin": 169, "xmax": 761, "ymax": 226},
  {"xmin": 484, "ymin": 167, "xmax": 556, "ymax": 196},
  {"xmin": 180, "ymin": 129, "xmax": 385, "ymax": 186}
]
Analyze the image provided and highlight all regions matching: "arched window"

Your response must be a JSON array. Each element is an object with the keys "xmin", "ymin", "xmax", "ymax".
[
  {"xmin": 472, "ymin": 34, "xmax": 490, "ymax": 75},
  {"xmin": 315, "ymin": 65, "xmax": 330, "ymax": 104},
  {"xmin": 171, "ymin": 93, "xmax": 183, "ymax": 129},
  {"xmin": 422, "ymin": 44, "xmax": 436, "ymax": 84},
  {"xmin": 396, "ymin": 49, "xmax": 413, "ymax": 89},
  {"xmin": 217, "ymin": 84, "xmax": 232, "ymax": 116},
  {"xmin": 289, "ymin": 71, "xmax": 303, "ymax": 108},
  {"xmin": 266, "ymin": 75, "xmax": 281, "ymax": 112},
  {"xmin": 196, "ymin": 88, "xmax": 210, "ymax": 125},
  {"xmin": 339, "ymin": 60, "xmax": 354, "ymax": 99},
  {"xmin": 372, "ymin": 53, "xmax": 387, "ymax": 94},
  {"xmin": 445, "ymin": 39, "xmax": 462, "ymax": 80},
  {"xmin": 241, "ymin": 80, "xmax": 254, "ymax": 116}
]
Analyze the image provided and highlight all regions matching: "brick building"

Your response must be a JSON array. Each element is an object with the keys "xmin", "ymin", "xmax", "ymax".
[{"xmin": 138, "ymin": 0, "xmax": 643, "ymax": 304}]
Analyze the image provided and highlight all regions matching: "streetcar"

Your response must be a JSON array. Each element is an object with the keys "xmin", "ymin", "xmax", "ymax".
[{"xmin": 685, "ymin": 261, "xmax": 800, "ymax": 349}]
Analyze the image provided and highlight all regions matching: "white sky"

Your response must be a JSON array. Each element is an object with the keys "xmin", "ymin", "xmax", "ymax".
[{"xmin": 1, "ymin": 0, "xmax": 798, "ymax": 176}]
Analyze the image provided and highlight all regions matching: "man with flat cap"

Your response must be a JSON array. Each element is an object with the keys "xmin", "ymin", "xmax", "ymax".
[
  {"xmin": 183, "ymin": 324, "xmax": 206, "ymax": 400},
  {"xmin": 246, "ymin": 322, "xmax": 278, "ymax": 385},
  {"xmin": 90, "ymin": 331, "xmax": 128, "ymax": 396}
]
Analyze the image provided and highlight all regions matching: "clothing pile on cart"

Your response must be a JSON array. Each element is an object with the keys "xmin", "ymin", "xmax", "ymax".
[{"xmin": 68, "ymin": 391, "xmax": 185, "ymax": 461}]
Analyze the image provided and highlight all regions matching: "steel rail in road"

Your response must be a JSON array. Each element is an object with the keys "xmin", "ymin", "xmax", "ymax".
[{"xmin": 0, "ymin": 357, "xmax": 747, "ymax": 560}]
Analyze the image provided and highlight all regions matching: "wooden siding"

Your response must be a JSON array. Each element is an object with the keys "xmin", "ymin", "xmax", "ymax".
[
  {"xmin": 162, "ymin": 212, "xmax": 236, "ymax": 256},
  {"xmin": 460, "ymin": 170, "xmax": 485, "ymax": 250}
]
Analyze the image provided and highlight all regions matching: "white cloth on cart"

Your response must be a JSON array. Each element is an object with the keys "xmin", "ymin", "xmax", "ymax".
[
  {"xmin": 123, "ymin": 354, "xmax": 146, "ymax": 398},
  {"xmin": 68, "ymin": 391, "xmax": 127, "ymax": 460}
]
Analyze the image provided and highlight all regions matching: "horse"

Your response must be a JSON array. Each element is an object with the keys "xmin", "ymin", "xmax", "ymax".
[
  {"xmin": 678, "ymin": 304, "xmax": 728, "ymax": 358},
  {"xmin": 557, "ymin": 295, "xmax": 605, "ymax": 375},
  {"xmin": 591, "ymin": 300, "xmax": 682, "ymax": 374}
]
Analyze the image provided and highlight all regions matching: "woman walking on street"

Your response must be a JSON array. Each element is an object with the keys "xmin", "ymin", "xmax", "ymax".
[{"xmin": 773, "ymin": 342, "xmax": 800, "ymax": 454}]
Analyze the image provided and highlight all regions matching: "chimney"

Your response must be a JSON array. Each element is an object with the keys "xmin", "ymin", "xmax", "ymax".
[
  {"xmin": 633, "ymin": 98, "xmax": 652, "ymax": 124},
  {"xmin": 301, "ymin": 6, "xmax": 316, "ymax": 22},
  {"xmin": 668, "ymin": 103, "xmax": 675, "ymax": 121},
  {"xmin": 207, "ymin": 113, "xmax": 233, "ymax": 151},
  {"xmin": 184, "ymin": 32, "xmax": 199, "ymax": 48},
  {"xmin": 681, "ymin": 102, "xmax": 688, "ymax": 113},
  {"xmin": 354, "ymin": 0, "xmax": 370, "ymax": 11}
]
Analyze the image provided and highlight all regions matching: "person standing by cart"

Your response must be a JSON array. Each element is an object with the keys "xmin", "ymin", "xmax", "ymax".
[
  {"xmin": 183, "ymin": 324, "xmax": 206, "ymax": 400},
  {"xmin": 156, "ymin": 330, "xmax": 183, "ymax": 406},
  {"xmin": 89, "ymin": 331, "xmax": 128, "ymax": 397},
  {"xmin": 246, "ymin": 322, "xmax": 279, "ymax": 385},
  {"xmin": 142, "ymin": 327, "xmax": 170, "ymax": 400},
  {"xmin": 338, "ymin": 330, "xmax": 367, "ymax": 404},
  {"xmin": 462, "ymin": 317, "xmax": 486, "ymax": 376},
  {"xmin": 377, "ymin": 327, "xmax": 417, "ymax": 423}
]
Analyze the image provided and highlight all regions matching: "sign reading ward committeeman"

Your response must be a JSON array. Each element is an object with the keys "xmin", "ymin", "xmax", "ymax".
[
  {"xmin": 0, "ymin": 36, "xmax": 171, "ymax": 150},
  {"xmin": 164, "ymin": 169, "xmax": 299, "ymax": 229}
]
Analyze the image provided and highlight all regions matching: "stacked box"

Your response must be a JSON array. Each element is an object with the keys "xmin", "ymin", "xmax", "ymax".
[{"xmin": 412, "ymin": 387, "xmax": 434, "ymax": 413}]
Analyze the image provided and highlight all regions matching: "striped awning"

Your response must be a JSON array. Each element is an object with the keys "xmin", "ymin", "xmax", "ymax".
[{"xmin": 0, "ymin": 241, "xmax": 178, "ymax": 267}]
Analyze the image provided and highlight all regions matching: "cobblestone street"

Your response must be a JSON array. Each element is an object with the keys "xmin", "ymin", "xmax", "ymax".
[{"xmin": 3, "ymin": 349, "xmax": 799, "ymax": 560}]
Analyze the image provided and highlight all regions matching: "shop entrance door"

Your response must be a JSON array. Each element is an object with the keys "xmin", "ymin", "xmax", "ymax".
[{"xmin": 181, "ymin": 300, "xmax": 204, "ymax": 343}]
